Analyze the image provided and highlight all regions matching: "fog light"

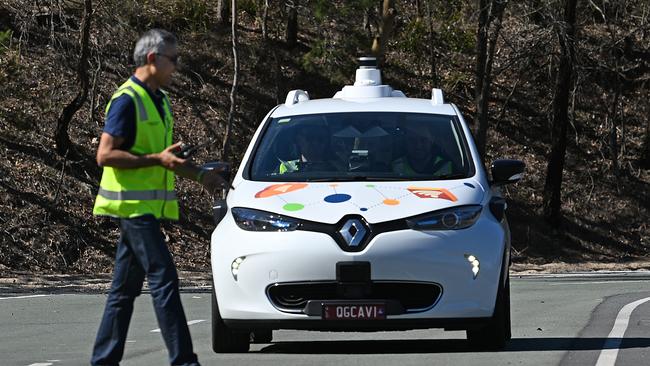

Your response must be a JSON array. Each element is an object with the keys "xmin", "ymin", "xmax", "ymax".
[
  {"xmin": 465, "ymin": 254, "xmax": 480, "ymax": 279},
  {"xmin": 231, "ymin": 256, "xmax": 246, "ymax": 280}
]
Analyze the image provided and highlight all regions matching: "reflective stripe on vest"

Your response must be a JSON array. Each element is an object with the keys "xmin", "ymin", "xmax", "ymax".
[
  {"xmin": 118, "ymin": 85, "xmax": 149, "ymax": 121},
  {"xmin": 98, "ymin": 188, "xmax": 177, "ymax": 201}
]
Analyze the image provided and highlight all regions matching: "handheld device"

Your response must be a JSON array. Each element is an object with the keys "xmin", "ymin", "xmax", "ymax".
[{"xmin": 174, "ymin": 143, "xmax": 198, "ymax": 159}]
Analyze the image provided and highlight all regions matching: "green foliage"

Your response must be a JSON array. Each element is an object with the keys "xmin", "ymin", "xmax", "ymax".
[
  {"xmin": 399, "ymin": 19, "xmax": 427, "ymax": 54},
  {"xmin": 172, "ymin": 0, "xmax": 209, "ymax": 32},
  {"xmin": 312, "ymin": 0, "xmax": 376, "ymax": 21},
  {"xmin": 439, "ymin": 26, "xmax": 474, "ymax": 53},
  {"xmin": 301, "ymin": 39, "xmax": 357, "ymax": 86},
  {"xmin": 239, "ymin": 0, "xmax": 259, "ymax": 17},
  {"xmin": 301, "ymin": 39, "xmax": 327, "ymax": 72},
  {"xmin": 312, "ymin": 0, "xmax": 330, "ymax": 20},
  {"xmin": 426, "ymin": 0, "xmax": 475, "ymax": 53},
  {"xmin": 0, "ymin": 29, "xmax": 12, "ymax": 54}
]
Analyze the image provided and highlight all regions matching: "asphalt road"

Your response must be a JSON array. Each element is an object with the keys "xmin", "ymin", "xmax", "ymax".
[{"xmin": 2, "ymin": 273, "xmax": 650, "ymax": 366}]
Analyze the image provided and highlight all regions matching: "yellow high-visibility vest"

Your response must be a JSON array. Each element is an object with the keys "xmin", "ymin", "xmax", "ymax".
[{"xmin": 93, "ymin": 78, "xmax": 179, "ymax": 220}]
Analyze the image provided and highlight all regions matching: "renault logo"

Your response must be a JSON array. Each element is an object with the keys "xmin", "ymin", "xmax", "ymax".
[{"xmin": 339, "ymin": 219, "xmax": 367, "ymax": 247}]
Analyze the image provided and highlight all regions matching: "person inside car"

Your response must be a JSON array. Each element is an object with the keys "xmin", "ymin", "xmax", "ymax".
[
  {"xmin": 392, "ymin": 123, "xmax": 453, "ymax": 177},
  {"xmin": 278, "ymin": 123, "xmax": 334, "ymax": 174}
]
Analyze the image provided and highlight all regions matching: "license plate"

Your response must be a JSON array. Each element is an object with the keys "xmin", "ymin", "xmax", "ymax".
[{"xmin": 322, "ymin": 303, "xmax": 386, "ymax": 320}]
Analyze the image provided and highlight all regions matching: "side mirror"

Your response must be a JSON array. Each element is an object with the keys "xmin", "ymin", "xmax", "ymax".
[
  {"xmin": 202, "ymin": 162, "xmax": 232, "ymax": 226},
  {"xmin": 490, "ymin": 159, "xmax": 525, "ymax": 186},
  {"xmin": 202, "ymin": 161, "xmax": 232, "ymax": 182}
]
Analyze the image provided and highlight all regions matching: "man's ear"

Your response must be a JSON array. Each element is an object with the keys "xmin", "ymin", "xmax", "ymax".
[{"xmin": 146, "ymin": 51, "xmax": 156, "ymax": 65}]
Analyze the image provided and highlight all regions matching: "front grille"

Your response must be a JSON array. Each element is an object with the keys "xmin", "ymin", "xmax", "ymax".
[{"xmin": 267, "ymin": 281, "xmax": 441, "ymax": 313}]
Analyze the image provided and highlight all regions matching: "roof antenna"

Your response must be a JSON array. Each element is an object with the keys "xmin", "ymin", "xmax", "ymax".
[
  {"xmin": 357, "ymin": 56, "xmax": 378, "ymax": 69},
  {"xmin": 354, "ymin": 56, "xmax": 381, "ymax": 86}
]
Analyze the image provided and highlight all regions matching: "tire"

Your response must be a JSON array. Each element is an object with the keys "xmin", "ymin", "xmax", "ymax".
[
  {"xmin": 211, "ymin": 287, "xmax": 250, "ymax": 353},
  {"xmin": 250, "ymin": 330, "xmax": 273, "ymax": 344},
  {"xmin": 466, "ymin": 274, "xmax": 511, "ymax": 350}
]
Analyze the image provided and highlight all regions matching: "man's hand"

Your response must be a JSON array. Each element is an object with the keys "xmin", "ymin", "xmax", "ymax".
[
  {"xmin": 200, "ymin": 168, "xmax": 228, "ymax": 195},
  {"xmin": 158, "ymin": 142, "xmax": 187, "ymax": 170}
]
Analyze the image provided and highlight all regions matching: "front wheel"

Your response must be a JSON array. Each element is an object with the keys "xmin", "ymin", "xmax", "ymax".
[
  {"xmin": 466, "ymin": 275, "xmax": 511, "ymax": 350},
  {"xmin": 211, "ymin": 287, "xmax": 250, "ymax": 353}
]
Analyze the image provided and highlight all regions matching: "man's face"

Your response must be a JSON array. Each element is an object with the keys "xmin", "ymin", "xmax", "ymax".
[
  {"xmin": 152, "ymin": 45, "xmax": 178, "ymax": 87},
  {"xmin": 406, "ymin": 129, "xmax": 434, "ymax": 159}
]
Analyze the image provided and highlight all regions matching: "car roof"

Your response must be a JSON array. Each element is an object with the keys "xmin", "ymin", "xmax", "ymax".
[{"xmin": 271, "ymin": 97, "xmax": 458, "ymax": 118}]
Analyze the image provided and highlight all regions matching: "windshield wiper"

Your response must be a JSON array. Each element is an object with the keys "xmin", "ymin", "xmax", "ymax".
[
  {"xmin": 305, "ymin": 176, "xmax": 411, "ymax": 182},
  {"xmin": 429, "ymin": 173, "xmax": 467, "ymax": 180}
]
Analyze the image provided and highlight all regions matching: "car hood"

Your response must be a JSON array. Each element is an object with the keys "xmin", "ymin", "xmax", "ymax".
[{"xmin": 229, "ymin": 180, "xmax": 486, "ymax": 224}]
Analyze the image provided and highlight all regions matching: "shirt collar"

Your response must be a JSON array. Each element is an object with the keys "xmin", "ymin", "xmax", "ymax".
[{"xmin": 130, "ymin": 75, "xmax": 163, "ymax": 100}]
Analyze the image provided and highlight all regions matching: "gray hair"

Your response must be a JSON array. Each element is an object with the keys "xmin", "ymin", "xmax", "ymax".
[{"xmin": 133, "ymin": 29, "xmax": 177, "ymax": 67}]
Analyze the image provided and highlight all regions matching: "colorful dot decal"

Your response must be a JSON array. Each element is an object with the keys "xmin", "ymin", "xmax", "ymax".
[
  {"xmin": 324, "ymin": 193, "xmax": 352, "ymax": 203},
  {"xmin": 255, "ymin": 183, "xmax": 465, "ymax": 212},
  {"xmin": 283, "ymin": 203, "xmax": 305, "ymax": 211}
]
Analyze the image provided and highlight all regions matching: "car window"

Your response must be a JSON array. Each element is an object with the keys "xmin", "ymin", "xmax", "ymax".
[{"xmin": 249, "ymin": 112, "xmax": 473, "ymax": 181}]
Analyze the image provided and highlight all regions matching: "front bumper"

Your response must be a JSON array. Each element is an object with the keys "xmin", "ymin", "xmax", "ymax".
[{"xmin": 211, "ymin": 212, "xmax": 506, "ymax": 325}]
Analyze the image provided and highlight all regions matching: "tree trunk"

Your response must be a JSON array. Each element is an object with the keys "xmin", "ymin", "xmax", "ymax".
[
  {"xmin": 55, "ymin": 0, "xmax": 92, "ymax": 158},
  {"xmin": 642, "ymin": 116, "xmax": 650, "ymax": 169},
  {"xmin": 222, "ymin": 0, "xmax": 239, "ymax": 159},
  {"xmin": 262, "ymin": 0, "xmax": 269, "ymax": 39},
  {"xmin": 217, "ymin": 0, "xmax": 229, "ymax": 26},
  {"xmin": 608, "ymin": 87, "xmax": 620, "ymax": 176},
  {"xmin": 286, "ymin": 0, "xmax": 298, "ymax": 48},
  {"xmin": 427, "ymin": 0, "xmax": 438, "ymax": 86},
  {"xmin": 542, "ymin": 0, "xmax": 578, "ymax": 227},
  {"xmin": 474, "ymin": 0, "xmax": 489, "ymax": 138},
  {"xmin": 273, "ymin": 48, "xmax": 282, "ymax": 105},
  {"xmin": 474, "ymin": 0, "xmax": 507, "ymax": 162},
  {"xmin": 371, "ymin": 0, "xmax": 397, "ymax": 63}
]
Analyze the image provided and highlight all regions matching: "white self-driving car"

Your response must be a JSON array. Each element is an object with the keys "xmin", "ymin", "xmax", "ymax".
[{"xmin": 210, "ymin": 57, "xmax": 524, "ymax": 352}]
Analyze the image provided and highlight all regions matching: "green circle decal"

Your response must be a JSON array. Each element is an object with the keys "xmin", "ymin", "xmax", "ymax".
[{"xmin": 283, "ymin": 203, "xmax": 305, "ymax": 211}]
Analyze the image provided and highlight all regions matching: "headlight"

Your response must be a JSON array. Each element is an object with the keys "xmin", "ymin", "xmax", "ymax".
[
  {"xmin": 231, "ymin": 207, "xmax": 300, "ymax": 232},
  {"xmin": 406, "ymin": 205, "xmax": 482, "ymax": 231}
]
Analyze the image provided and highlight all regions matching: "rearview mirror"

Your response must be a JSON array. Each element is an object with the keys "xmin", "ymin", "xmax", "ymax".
[{"xmin": 490, "ymin": 159, "xmax": 525, "ymax": 186}]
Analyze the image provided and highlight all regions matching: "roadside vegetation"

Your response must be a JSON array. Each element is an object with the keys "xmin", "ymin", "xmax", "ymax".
[{"xmin": 0, "ymin": 0, "xmax": 648, "ymax": 274}]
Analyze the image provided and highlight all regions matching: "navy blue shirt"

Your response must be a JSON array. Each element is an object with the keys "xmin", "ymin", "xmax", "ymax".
[{"xmin": 103, "ymin": 76, "xmax": 169, "ymax": 150}]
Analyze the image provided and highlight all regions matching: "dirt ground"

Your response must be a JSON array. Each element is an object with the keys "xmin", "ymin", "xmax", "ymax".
[{"xmin": 3, "ymin": 261, "xmax": 650, "ymax": 294}]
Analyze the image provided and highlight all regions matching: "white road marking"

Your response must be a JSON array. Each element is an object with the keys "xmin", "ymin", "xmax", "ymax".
[
  {"xmin": 192, "ymin": 296, "xmax": 201, "ymax": 299},
  {"xmin": 26, "ymin": 358, "xmax": 59, "ymax": 365},
  {"xmin": 595, "ymin": 296, "xmax": 650, "ymax": 366},
  {"xmin": 150, "ymin": 319, "xmax": 205, "ymax": 333},
  {"xmin": 0, "ymin": 294, "xmax": 50, "ymax": 300},
  {"xmin": 549, "ymin": 280, "xmax": 650, "ymax": 286}
]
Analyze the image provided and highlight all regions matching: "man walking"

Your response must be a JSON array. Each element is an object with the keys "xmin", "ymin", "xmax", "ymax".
[{"xmin": 91, "ymin": 29, "xmax": 222, "ymax": 366}]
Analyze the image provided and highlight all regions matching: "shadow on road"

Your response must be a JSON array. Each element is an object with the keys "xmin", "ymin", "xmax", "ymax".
[{"xmin": 258, "ymin": 337, "xmax": 650, "ymax": 354}]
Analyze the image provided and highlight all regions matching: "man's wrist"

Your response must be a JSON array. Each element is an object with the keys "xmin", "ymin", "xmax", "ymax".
[{"xmin": 144, "ymin": 153, "xmax": 161, "ymax": 165}]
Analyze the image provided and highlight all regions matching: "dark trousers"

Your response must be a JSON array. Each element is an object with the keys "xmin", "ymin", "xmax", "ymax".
[{"xmin": 91, "ymin": 215, "xmax": 200, "ymax": 366}]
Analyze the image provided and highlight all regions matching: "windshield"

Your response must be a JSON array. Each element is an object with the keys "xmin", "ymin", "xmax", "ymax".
[{"xmin": 249, "ymin": 112, "xmax": 473, "ymax": 181}]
